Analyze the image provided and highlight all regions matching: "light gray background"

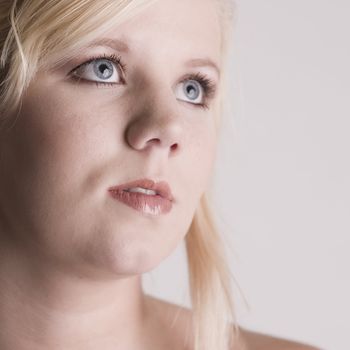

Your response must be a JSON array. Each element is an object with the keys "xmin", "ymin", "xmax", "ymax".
[{"xmin": 143, "ymin": 1, "xmax": 350, "ymax": 350}]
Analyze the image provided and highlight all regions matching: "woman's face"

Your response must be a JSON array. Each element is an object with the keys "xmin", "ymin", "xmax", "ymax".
[{"xmin": 0, "ymin": 0, "xmax": 222, "ymax": 276}]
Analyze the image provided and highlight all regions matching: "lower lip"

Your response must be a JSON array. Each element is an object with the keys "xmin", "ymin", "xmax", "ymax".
[{"xmin": 108, "ymin": 190, "xmax": 173, "ymax": 216}]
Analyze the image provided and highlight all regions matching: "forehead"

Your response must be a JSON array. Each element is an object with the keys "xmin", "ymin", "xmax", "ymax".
[{"xmin": 101, "ymin": 0, "xmax": 222, "ymax": 64}]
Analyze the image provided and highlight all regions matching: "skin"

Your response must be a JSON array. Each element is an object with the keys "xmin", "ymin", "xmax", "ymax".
[
  {"xmin": 0, "ymin": 0, "xmax": 221, "ymax": 349},
  {"xmin": 0, "ymin": 0, "xmax": 323, "ymax": 349}
]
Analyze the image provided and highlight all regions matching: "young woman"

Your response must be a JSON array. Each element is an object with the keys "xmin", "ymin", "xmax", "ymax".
[{"xmin": 0, "ymin": 0, "xmax": 321, "ymax": 349}]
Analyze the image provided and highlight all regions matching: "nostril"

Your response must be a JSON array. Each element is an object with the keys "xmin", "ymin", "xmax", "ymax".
[{"xmin": 147, "ymin": 138, "xmax": 161, "ymax": 145}]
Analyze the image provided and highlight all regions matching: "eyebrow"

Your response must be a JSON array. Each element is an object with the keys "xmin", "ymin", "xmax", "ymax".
[
  {"xmin": 86, "ymin": 38, "xmax": 130, "ymax": 53},
  {"xmin": 85, "ymin": 38, "xmax": 221, "ymax": 77},
  {"xmin": 185, "ymin": 58, "xmax": 221, "ymax": 78}
]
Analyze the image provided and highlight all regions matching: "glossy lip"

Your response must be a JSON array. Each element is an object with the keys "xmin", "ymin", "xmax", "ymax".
[
  {"xmin": 108, "ymin": 178, "xmax": 174, "ymax": 201},
  {"xmin": 108, "ymin": 178, "xmax": 174, "ymax": 216}
]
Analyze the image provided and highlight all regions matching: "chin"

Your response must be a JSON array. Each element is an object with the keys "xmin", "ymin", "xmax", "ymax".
[{"xmin": 79, "ymin": 240, "xmax": 167, "ymax": 278}]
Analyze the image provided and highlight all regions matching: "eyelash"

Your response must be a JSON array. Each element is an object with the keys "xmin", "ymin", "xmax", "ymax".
[{"xmin": 70, "ymin": 53, "xmax": 217, "ymax": 110}]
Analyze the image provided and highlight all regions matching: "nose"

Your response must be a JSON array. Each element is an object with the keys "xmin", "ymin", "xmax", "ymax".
[{"xmin": 125, "ymin": 95, "xmax": 183, "ymax": 156}]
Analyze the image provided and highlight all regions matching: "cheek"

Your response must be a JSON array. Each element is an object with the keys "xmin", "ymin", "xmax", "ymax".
[
  {"xmin": 0, "ymin": 86, "xmax": 109, "ymax": 248},
  {"xmin": 188, "ymin": 120, "xmax": 217, "ymax": 190},
  {"xmin": 166, "ymin": 121, "xmax": 216, "ymax": 242},
  {"xmin": 14, "ymin": 83, "xmax": 115, "ymax": 187}
]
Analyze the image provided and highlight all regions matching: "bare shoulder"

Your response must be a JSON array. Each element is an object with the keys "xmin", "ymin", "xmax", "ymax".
[
  {"xmin": 144, "ymin": 295, "xmax": 322, "ymax": 350},
  {"xmin": 237, "ymin": 326, "xmax": 323, "ymax": 350}
]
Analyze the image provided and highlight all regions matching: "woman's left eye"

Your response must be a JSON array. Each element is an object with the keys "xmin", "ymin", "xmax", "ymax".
[
  {"xmin": 174, "ymin": 73, "xmax": 217, "ymax": 109},
  {"xmin": 175, "ymin": 79, "xmax": 205, "ymax": 105}
]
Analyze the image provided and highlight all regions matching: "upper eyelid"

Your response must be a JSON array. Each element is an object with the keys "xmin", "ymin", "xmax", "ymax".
[
  {"xmin": 69, "ymin": 54, "xmax": 125, "ymax": 76},
  {"xmin": 71, "ymin": 54, "xmax": 216, "ymax": 80}
]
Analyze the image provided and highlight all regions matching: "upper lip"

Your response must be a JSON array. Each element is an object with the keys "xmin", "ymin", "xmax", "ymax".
[{"xmin": 108, "ymin": 178, "xmax": 174, "ymax": 201}]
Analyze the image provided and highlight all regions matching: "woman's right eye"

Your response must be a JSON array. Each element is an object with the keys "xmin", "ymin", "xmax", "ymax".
[{"xmin": 70, "ymin": 54, "xmax": 126, "ymax": 86}]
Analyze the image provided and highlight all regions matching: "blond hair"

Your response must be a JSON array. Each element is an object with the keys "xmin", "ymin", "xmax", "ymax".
[{"xmin": 0, "ymin": 0, "xmax": 240, "ymax": 349}]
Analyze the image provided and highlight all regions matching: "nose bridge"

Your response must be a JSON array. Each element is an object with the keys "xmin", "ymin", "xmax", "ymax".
[{"xmin": 125, "ymin": 79, "xmax": 184, "ymax": 154}]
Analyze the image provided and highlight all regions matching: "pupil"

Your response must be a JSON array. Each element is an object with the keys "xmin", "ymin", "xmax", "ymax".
[
  {"xmin": 94, "ymin": 60, "xmax": 113, "ymax": 79},
  {"xmin": 184, "ymin": 80, "xmax": 200, "ymax": 100}
]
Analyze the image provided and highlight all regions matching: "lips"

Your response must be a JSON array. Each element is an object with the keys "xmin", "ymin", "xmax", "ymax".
[
  {"xmin": 108, "ymin": 178, "xmax": 174, "ymax": 201},
  {"xmin": 108, "ymin": 178, "xmax": 174, "ymax": 216}
]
